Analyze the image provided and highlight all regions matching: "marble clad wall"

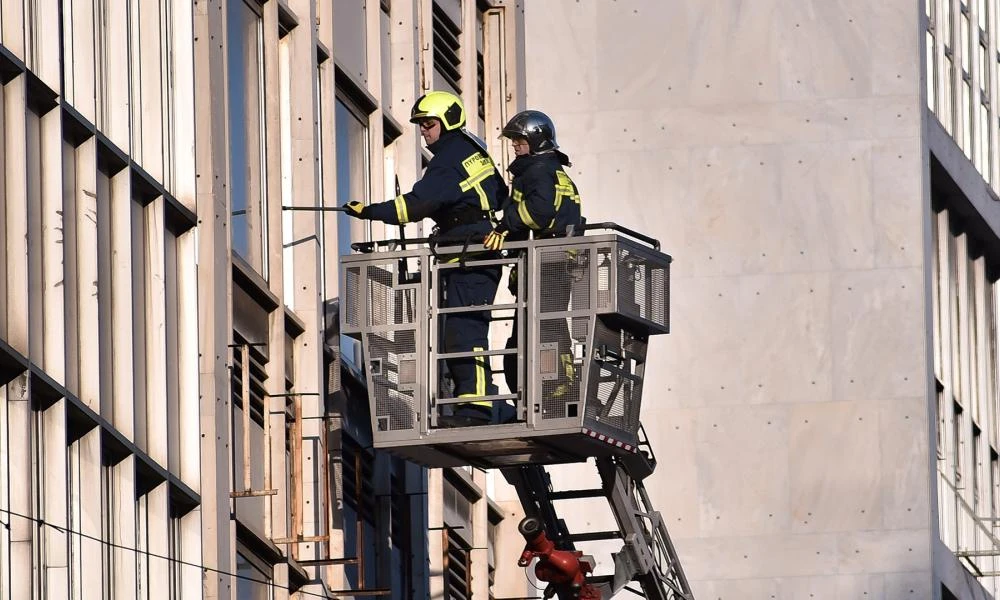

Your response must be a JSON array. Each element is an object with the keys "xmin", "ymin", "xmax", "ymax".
[{"xmin": 519, "ymin": 1, "xmax": 932, "ymax": 597}]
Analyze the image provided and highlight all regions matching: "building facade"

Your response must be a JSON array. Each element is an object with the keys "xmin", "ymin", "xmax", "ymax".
[
  {"xmin": 0, "ymin": 0, "xmax": 524, "ymax": 598},
  {"xmin": 490, "ymin": 0, "xmax": 1000, "ymax": 599}
]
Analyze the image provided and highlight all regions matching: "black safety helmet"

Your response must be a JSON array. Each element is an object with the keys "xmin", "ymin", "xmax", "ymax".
[{"xmin": 500, "ymin": 110, "xmax": 559, "ymax": 154}]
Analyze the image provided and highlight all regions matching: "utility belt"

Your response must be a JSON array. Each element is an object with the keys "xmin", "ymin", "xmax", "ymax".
[
  {"xmin": 436, "ymin": 205, "xmax": 494, "ymax": 232},
  {"xmin": 429, "ymin": 206, "xmax": 493, "ymax": 267}
]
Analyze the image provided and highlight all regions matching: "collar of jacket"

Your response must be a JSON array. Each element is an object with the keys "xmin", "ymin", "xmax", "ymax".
[
  {"xmin": 426, "ymin": 128, "xmax": 463, "ymax": 154},
  {"xmin": 507, "ymin": 151, "xmax": 569, "ymax": 177}
]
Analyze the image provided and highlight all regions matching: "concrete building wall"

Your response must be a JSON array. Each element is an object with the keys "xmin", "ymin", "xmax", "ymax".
[{"xmin": 513, "ymin": 1, "xmax": 935, "ymax": 598}]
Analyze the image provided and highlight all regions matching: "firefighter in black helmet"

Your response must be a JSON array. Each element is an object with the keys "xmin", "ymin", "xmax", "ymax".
[
  {"xmin": 344, "ymin": 91, "xmax": 507, "ymax": 422},
  {"xmin": 485, "ymin": 110, "xmax": 583, "ymax": 401}
]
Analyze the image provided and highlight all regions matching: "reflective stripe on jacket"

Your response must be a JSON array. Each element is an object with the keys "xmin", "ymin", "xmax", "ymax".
[
  {"xmin": 366, "ymin": 130, "xmax": 507, "ymax": 237},
  {"xmin": 499, "ymin": 151, "xmax": 581, "ymax": 239}
]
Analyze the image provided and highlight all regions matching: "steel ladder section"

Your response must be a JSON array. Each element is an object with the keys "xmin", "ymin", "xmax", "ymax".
[
  {"xmin": 594, "ymin": 456, "xmax": 693, "ymax": 600},
  {"xmin": 502, "ymin": 454, "xmax": 694, "ymax": 599}
]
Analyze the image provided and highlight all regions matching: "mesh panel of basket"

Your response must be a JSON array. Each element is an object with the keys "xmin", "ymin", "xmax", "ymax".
[
  {"xmin": 651, "ymin": 263, "xmax": 670, "ymax": 330},
  {"xmin": 615, "ymin": 247, "xmax": 670, "ymax": 330},
  {"xmin": 344, "ymin": 266, "xmax": 361, "ymax": 329},
  {"xmin": 616, "ymin": 248, "xmax": 645, "ymax": 323},
  {"xmin": 570, "ymin": 248, "xmax": 592, "ymax": 311},
  {"xmin": 539, "ymin": 251, "xmax": 575, "ymax": 314},
  {"xmin": 367, "ymin": 263, "xmax": 396, "ymax": 328},
  {"xmin": 597, "ymin": 247, "xmax": 612, "ymax": 310},
  {"xmin": 585, "ymin": 319, "xmax": 638, "ymax": 435},
  {"xmin": 366, "ymin": 329, "xmax": 417, "ymax": 431},
  {"xmin": 540, "ymin": 318, "xmax": 580, "ymax": 419},
  {"xmin": 622, "ymin": 330, "xmax": 647, "ymax": 429}
]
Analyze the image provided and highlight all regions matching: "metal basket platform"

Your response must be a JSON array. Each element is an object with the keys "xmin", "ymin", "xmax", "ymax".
[{"xmin": 340, "ymin": 225, "xmax": 671, "ymax": 468}]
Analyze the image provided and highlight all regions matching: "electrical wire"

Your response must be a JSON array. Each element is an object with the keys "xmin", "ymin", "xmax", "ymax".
[{"xmin": 0, "ymin": 507, "xmax": 343, "ymax": 599}]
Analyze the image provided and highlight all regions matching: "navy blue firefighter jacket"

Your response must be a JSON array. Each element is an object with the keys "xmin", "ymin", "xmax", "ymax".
[
  {"xmin": 365, "ymin": 129, "xmax": 507, "ymax": 238},
  {"xmin": 496, "ymin": 150, "xmax": 581, "ymax": 242}
]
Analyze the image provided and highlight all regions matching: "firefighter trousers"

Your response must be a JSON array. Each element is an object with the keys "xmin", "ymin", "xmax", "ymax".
[{"xmin": 441, "ymin": 265, "xmax": 501, "ymax": 398}]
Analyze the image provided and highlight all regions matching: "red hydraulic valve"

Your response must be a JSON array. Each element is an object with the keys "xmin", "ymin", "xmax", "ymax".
[{"xmin": 517, "ymin": 517, "xmax": 601, "ymax": 600}]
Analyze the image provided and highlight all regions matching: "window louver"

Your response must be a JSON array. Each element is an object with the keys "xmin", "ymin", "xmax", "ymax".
[{"xmin": 433, "ymin": 2, "xmax": 462, "ymax": 93}]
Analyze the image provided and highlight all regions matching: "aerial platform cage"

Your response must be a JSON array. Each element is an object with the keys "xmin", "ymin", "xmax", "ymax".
[{"xmin": 340, "ymin": 224, "xmax": 670, "ymax": 469}]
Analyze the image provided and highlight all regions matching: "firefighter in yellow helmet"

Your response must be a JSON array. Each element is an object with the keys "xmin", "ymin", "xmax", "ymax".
[{"xmin": 345, "ymin": 91, "xmax": 508, "ymax": 423}]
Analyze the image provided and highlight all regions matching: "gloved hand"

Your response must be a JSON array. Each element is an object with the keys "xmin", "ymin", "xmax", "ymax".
[
  {"xmin": 343, "ymin": 201, "xmax": 369, "ymax": 219},
  {"xmin": 483, "ymin": 229, "xmax": 509, "ymax": 251}
]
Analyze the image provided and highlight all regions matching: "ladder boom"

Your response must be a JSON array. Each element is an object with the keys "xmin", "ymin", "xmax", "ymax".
[{"xmin": 508, "ymin": 442, "xmax": 694, "ymax": 599}]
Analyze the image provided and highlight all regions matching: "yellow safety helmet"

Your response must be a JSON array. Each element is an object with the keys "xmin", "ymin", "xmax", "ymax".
[{"xmin": 410, "ymin": 91, "xmax": 466, "ymax": 131}]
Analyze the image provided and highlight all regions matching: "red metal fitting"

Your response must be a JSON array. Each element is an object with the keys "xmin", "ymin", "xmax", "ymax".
[{"xmin": 517, "ymin": 518, "xmax": 601, "ymax": 600}]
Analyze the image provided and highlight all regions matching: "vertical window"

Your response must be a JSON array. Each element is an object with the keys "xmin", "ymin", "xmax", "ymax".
[
  {"xmin": 432, "ymin": 1, "xmax": 462, "ymax": 95},
  {"xmin": 954, "ymin": 400, "xmax": 967, "ymax": 550},
  {"xmin": 990, "ymin": 280, "xmax": 1000, "ymax": 442},
  {"xmin": 943, "ymin": 0, "xmax": 955, "ymax": 135},
  {"xmin": 978, "ymin": 40, "xmax": 987, "ymax": 89},
  {"xmin": 97, "ymin": 167, "xmax": 114, "ymax": 419},
  {"xmin": 479, "ymin": 3, "xmax": 510, "ymax": 167},
  {"xmin": 944, "ymin": 0, "xmax": 953, "ymax": 47},
  {"xmin": 964, "ymin": 79, "xmax": 973, "ymax": 156},
  {"xmin": 62, "ymin": 137, "xmax": 81, "ymax": 396},
  {"xmin": 487, "ymin": 503, "xmax": 503, "ymax": 592},
  {"xmin": 970, "ymin": 257, "xmax": 981, "ymax": 422},
  {"xmin": 446, "ymin": 535, "xmax": 471, "ymax": 599},
  {"xmin": 952, "ymin": 232, "xmax": 964, "ymax": 399},
  {"xmin": 944, "ymin": 55, "xmax": 955, "ymax": 135},
  {"xmin": 335, "ymin": 99, "xmax": 370, "ymax": 373},
  {"xmin": 974, "ymin": 426, "xmax": 982, "ymax": 514},
  {"xmin": 136, "ymin": 492, "xmax": 151, "ymax": 600},
  {"xmin": 442, "ymin": 470, "xmax": 476, "ymax": 599},
  {"xmin": 992, "ymin": 450, "xmax": 999, "ymax": 522},
  {"xmin": 476, "ymin": 9, "xmax": 486, "ymax": 126},
  {"xmin": 928, "ymin": 30, "xmax": 937, "ymax": 114},
  {"xmin": 980, "ymin": 104, "xmax": 991, "ymax": 182},
  {"xmin": 165, "ymin": 227, "xmax": 181, "ymax": 473},
  {"xmin": 25, "ymin": 107, "xmax": 42, "ymax": 360},
  {"xmin": 132, "ymin": 198, "xmax": 149, "ymax": 450},
  {"xmin": 334, "ymin": 99, "xmax": 369, "ymax": 260},
  {"xmin": 380, "ymin": 1, "xmax": 392, "ymax": 108},
  {"xmin": 927, "ymin": 0, "xmax": 936, "ymax": 111},
  {"xmin": 342, "ymin": 434, "xmax": 377, "ymax": 590},
  {"xmin": 961, "ymin": 5, "xmax": 974, "ymax": 157},
  {"xmin": 168, "ymin": 511, "xmax": 182, "ymax": 599},
  {"xmin": 236, "ymin": 548, "xmax": 274, "ymax": 600},
  {"xmin": 127, "ymin": 0, "xmax": 169, "ymax": 179},
  {"xmin": 955, "ymin": 402, "xmax": 965, "ymax": 485},
  {"xmin": 933, "ymin": 211, "xmax": 944, "ymax": 379},
  {"xmin": 388, "ymin": 456, "xmax": 416, "ymax": 596},
  {"xmin": 68, "ymin": 438, "xmax": 83, "ymax": 600},
  {"xmin": 972, "ymin": 426, "xmax": 983, "ymax": 555},
  {"xmin": 161, "ymin": 1, "xmax": 177, "ymax": 193},
  {"xmin": 978, "ymin": 0, "xmax": 990, "ymax": 182},
  {"xmin": 228, "ymin": 0, "xmax": 268, "ymax": 275},
  {"xmin": 67, "ymin": 429, "xmax": 101, "ymax": 599},
  {"xmin": 279, "ymin": 34, "xmax": 296, "ymax": 307},
  {"xmin": 962, "ymin": 8, "xmax": 971, "ymax": 74},
  {"xmin": 101, "ymin": 463, "xmax": 116, "ymax": 594}
]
